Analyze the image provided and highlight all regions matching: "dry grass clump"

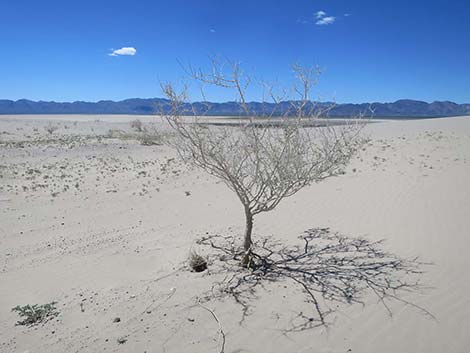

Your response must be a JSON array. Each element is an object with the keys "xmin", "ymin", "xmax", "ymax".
[{"xmin": 189, "ymin": 251, "xmax": 208, "ymax": 272}]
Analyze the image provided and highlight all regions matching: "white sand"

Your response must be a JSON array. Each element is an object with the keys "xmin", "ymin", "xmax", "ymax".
[{"xmin": 1, "ymin": 115, "xmax": 469, "ymax": 352}]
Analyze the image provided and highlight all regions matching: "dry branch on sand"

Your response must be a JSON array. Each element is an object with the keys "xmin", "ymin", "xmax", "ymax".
[{"xmin": 197, "ymin": 299, "xmax": 226, "ymax": 353}]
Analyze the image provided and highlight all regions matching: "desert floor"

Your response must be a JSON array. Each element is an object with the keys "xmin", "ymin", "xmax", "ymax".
[{"xmin": 1, "ymin": 115, "xmax": 469, "ymax": 353}]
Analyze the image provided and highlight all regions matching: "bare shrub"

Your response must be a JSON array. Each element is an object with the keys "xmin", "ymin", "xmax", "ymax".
[
  {"xmin": 161, "ymin": 60, "xmax": 431, "ymax": 330},
  {"xmin": 130, "ymin": 119, "xmax": 144, "ymax": 132},
  {"xmin": 44, "ymin": 123, "xmax": 59, "ymax": 135},
  {"xmin": 163, "ymin": 59, "xmax": 366, "ymax": 266}
]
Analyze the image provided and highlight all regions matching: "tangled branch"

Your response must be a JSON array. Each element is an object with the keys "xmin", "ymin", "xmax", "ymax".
[{"xmin": 197, "ymin": 299, "xmax": 226, "ymax": 353}]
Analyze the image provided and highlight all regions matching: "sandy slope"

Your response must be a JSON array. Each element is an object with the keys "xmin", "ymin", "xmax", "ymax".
[{"xmin": 0, "ymin": 115, "xmax": 469, "ymax": 353}]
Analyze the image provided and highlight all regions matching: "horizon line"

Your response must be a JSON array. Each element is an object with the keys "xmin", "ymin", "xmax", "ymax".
[{"xmin": 1, "ymin": 97, "xmax": 469, "ymax": 105}]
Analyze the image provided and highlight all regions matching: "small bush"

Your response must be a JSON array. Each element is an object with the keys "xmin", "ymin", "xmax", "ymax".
[
  {"xmin": 189, "ymin": 251, "xmax": 207, "ymax": 272},
  {"xmin": 117, "ymin": 336, "xmax": 127, "ymax": 344},
  {"xmin": 12, "ymin": 302, "xmax": 59, "ymax": 326},
  {"xmin": 130, "ymin": 119, "xmax": 143, "ymax": 132},
  {"xmin": 44, "ymin": 124, "xmax": 59, "ymax": 135}
]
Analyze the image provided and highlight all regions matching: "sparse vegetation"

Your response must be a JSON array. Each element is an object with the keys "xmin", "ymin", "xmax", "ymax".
[
  {"xmin": 106, "ymin": 126, "xmax": 168, "ymax": 146},
  {"xmin": 12, "ymin": 302, "xmax": 59, "ymax": 326},
  {"xmin": 137, "ymin": 132, "xmax": 163, "ymax": 146}
]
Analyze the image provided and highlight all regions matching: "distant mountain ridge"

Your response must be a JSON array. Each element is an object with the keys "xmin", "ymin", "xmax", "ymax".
[{"xmin": 1, "ymin": 98, "xmax": 469, "ymax": 118}]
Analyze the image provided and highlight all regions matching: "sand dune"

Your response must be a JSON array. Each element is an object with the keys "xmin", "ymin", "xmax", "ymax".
[{"xmin": 1, "ymin": 115, "xmax": 469, "ymax": 353}]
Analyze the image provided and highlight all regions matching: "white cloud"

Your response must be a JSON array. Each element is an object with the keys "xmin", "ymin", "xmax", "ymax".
[
  {"xmin": 210, "ymin": 28, "xmax": 216, "ymax": 33},
  {"xmin": 109, "ymin": 47, "xmax": 137, "ymax": 57},
  {"xmin": 315, "ymin": 10, "xmax": 327, "ymax": 19},
  {"xmin": 344, "ymin": 13, "xmax": 351, "ymax": 17},
  {"xmin": 316, "ymin": 16, "xmax": 336, "ymax": 25}
]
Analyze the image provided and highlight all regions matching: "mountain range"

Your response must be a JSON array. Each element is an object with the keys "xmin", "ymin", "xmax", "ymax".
[{"xmin": 1, "ymin": 98, "xmax": 469, "ymax": 118}]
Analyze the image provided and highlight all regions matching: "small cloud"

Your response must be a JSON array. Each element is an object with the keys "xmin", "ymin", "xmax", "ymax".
[
  {"xmin": 316, "ymin": 16, "xmax": 336, "ymax": 25},
  {"xmin": 315, "ymin": 10, "xmax": 327, "ymax": 19},
  {"xmin": 109, "ymin": 47, "xmax": 137, "ymax": 57},
  {"xmin": 344, "ymin": 13, "xmax": 351, "ymax": 17},
  {"xmin": 209, "ymin": 28, "xmax": 216, "ymax": 33}
]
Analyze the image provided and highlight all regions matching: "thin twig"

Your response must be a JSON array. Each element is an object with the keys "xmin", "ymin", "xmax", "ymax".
[{"xmin": 197, "ymin": 299, "xmax": 226, "ymax": 353}]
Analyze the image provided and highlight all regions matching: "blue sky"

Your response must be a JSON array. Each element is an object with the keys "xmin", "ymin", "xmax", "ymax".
[{"xmin": 0, "ymin": 0, "xmax": 469, "ymax": 103}]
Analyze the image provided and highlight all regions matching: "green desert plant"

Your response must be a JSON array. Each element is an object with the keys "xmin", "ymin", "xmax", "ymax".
[{"xmin": 12, "ymin": 302, "xmax": 59, "ymax": 326}]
